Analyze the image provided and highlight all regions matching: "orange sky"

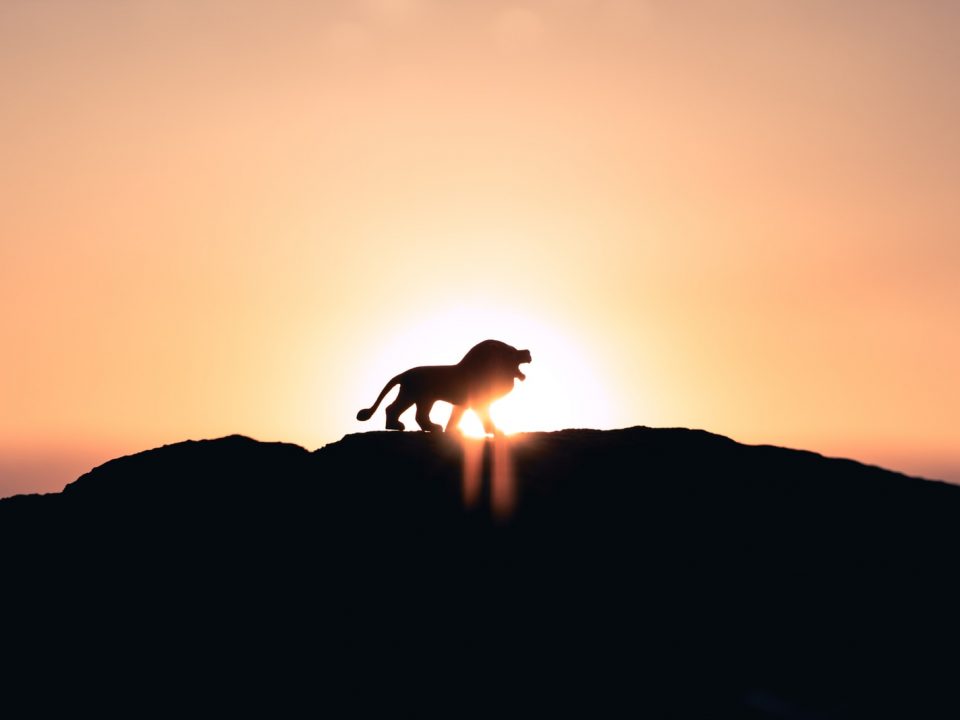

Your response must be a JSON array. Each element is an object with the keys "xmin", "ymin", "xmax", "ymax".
[{"xmin": 2, "ymin": 1, "xmax": 958, "ymax": 496}]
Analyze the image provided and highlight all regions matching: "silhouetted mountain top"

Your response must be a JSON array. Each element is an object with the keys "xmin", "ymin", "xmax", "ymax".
[
  {"xmin": 18, "ymin": 426, "xmax": 942, "ymax": 505},
  {"xmin": 60, "ymin": 433, "xmax": 314, "ymax": 500},
  {"xmin": 3, "ymin": 427, "xmax": 959, "ymax": 718}
]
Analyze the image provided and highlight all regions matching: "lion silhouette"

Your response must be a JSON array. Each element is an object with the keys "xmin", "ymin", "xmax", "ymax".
[{"xmin": 356, "ymin": 339, "xmax": 532, "ymax": 434}]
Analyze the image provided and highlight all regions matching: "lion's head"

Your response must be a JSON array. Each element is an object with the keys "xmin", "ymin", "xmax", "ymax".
[
  {"xmin": 514, "ymin": 348, "xmax": 532, "ymax": 380},
  {"xmin": 459, "ymin": 340, "xmax": 531, "ymax": 384}
]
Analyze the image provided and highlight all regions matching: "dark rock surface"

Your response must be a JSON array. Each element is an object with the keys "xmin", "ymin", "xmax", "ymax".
[{"xmin": 3, "ymin": 428, "xmax": 959, "ymax": 717}]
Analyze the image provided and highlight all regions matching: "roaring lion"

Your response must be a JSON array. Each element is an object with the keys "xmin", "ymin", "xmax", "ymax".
[{"xmin": 356, "ymin": 339, "xmax": 532, "ymax": 434}]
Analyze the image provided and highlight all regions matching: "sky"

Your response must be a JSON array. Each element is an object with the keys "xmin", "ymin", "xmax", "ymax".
[{"xmin": 2, "ymin": 0, "xmax": 958, "ymax": 497}]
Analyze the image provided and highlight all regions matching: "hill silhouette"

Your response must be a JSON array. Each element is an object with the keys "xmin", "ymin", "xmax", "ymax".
[{"xmin": 3, "ymin": 427, "xmax": 959, "ymax": 717}]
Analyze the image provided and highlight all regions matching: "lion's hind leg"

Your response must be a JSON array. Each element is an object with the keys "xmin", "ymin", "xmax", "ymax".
[
  {"xmin": 415, "ymin": 401, "xmax": 443, "ymax": 433},
  {"xmin": 385, "ymin": 389, "xmax": 414, "ymax": 431}
]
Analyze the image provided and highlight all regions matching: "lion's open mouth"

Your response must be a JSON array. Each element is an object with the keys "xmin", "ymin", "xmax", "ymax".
[{"xmin": 517, "ymin": 370, "xmax": 526, "ymax": 381}]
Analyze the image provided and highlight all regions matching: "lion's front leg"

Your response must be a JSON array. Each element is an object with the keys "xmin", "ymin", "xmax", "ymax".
[
  {"xmin": 445, "ymin": 405, "xmax": 465, "ymax": 433},
  {"xmin": 475, "ymin": 405, "xmax": 499, "ymax": 436}
]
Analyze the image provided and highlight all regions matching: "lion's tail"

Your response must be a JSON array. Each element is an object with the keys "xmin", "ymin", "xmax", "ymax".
[{"xmin": 356, "ymin": 374, "xmax": 402, "ymax": 422}]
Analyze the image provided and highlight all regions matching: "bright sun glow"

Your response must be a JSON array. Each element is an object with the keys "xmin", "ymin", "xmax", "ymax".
[{"xmin": 359, "ymin": 304, "xmax": 612, "ymax": 437}]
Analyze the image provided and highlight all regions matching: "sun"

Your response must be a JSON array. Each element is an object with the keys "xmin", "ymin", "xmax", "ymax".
[{"xmin": 360, "ymin": 304, "xmax": 612, "ymax": 436}]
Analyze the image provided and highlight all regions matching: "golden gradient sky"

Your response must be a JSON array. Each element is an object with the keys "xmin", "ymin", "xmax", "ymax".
[{"xmin": 2, "ymin": 0, "xmax": 958, "ymax": 496}]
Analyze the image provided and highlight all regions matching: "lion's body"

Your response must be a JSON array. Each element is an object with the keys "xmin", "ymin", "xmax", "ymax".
[{"xmin": 356, "ymin": 339, "xmax": 531, "ymax": 434}]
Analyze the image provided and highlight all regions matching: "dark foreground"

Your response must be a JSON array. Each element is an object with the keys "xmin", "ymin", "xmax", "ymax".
[{"xmin": 3, "ymin": 428, "xmax": 959, "ymax": 717}]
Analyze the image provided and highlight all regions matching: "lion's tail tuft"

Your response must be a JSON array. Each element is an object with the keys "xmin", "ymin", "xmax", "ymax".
[{"xmin": 355, "ymin": 373, "xmax": 402, "ymax": 423}]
